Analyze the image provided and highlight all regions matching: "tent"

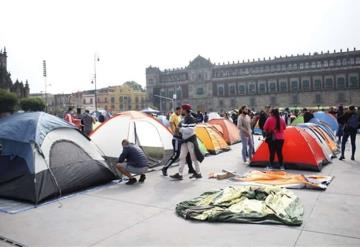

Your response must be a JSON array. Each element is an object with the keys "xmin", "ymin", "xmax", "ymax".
[
  {"xmin": 0, "ymin": 112, "xmax": 115, "ymax": 204},
  {"xmin": 208, "ymin": 118, "xmax": 240, "ymax": 145},
  {"xmin": 197, "ymin": 138, "xmax": 209, "ymax": 156},
  {"xmin": 208, "ymin": 112, "xmax": 221, "ymax": 121},
  {"xmin": 304, "ymin": 124, "xmax": 338, "ymax": 155},
  {"xmin": 291, "ymin": 116, "xmax": 304, "ymax": 126},
  {"xmin": 296, "ymin": 124, "xmax": 335, "ymax": 160},
  {"xmin": 195, "ymin": 124, "xmax": 230, "ymax": 154},
  {"xmin": 141, "ymin": 107, "xmax": 160, "ymax": 114},
  {"xmin": 251, "ymin": 127, "xmax": 329, "ymax": 171},
  {"xmin": 90, "ymin": 111, "xmax": 173, "ymax": 167},
  {"xmin": 309, "ymin": 118, "xmax": 336, "ymax": 141},
  {"xmin": 313, "ymin": 111, "xmax": 338, "ymax": 132}
]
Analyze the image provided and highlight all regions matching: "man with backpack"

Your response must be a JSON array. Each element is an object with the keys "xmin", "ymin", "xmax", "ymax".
[{"xmin": 339, "ymin": 105, "xmax": 359, "ymax": 161}]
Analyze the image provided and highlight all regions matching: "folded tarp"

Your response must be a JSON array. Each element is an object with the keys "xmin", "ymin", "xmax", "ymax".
[
  {"xmin": 230, "ymin": 170, "xmax": 334, "ymax": 190},
  {"xmin": 176, "ymin": 185, "xmax": 304, "ymax": 226}
]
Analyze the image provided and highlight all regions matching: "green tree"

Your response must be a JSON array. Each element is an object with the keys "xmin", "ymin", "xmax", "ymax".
[
  {"xmin": 20, "ymin": 97, "xmax": 46, "ymax": 112},
  {"xmin": 0, "ymin": 89, "xmax": 17, "ymax": 113},
  {"xmin": 123, "ymin": 81, "xmax": 144, "ymax": 91}
]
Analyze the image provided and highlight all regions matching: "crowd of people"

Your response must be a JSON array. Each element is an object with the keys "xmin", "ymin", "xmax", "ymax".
[{"xmin": 63, "ymin": 104, "xmax": 360, "ymax": 185}]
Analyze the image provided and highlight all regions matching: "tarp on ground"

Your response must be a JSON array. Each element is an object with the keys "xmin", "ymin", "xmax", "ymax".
[
  {"xmin": 195, "ymin": 124, "xmax": 230, "ymax": 154},
  {"xmin": 208, "ymin": 118, "xmax": 240, "ymax": 145},
  {"xmin": 230, "ymin": 170, "xmax": 334, "ymax": 190},
  {"xmin": 251, "ymin": 127, "xmax": 329, "ymax": 171},
  {"xmin": 90, "ymin": 111, "xmax": 173, "ymax": 167},
  {"xmin": 176, "ymin": 185, "xmax": 304, "ymax": 226}
]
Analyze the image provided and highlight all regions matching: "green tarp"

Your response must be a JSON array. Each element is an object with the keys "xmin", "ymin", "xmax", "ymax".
[{"xmin": 176, "ymin": 185, "xmax": 304, "ymax": 226}]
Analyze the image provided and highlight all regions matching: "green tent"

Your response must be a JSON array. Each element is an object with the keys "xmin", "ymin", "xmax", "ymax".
[
  {"xmin": 197, "ymin": 138, "xmax": 209, "ymax": 156},
  {"xmin": 176, "ymin": 185, "xmax": 304, "ymax": 226},
  {"xmin": 291, "ymin": 115, "xmax": 304, "ymax": 126}
]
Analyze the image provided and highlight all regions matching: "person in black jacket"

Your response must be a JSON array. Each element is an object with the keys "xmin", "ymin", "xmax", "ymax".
[
  {"xmin": 339, "ymin": 106, "xmax": 359, "ymax": 161},
  {"xmin": 258, "ymin": 105, "xmax": 271, "ymax": 137},
  {"xmin": 170, "ymin": 104, "xmax": 204, "ymax": 180}
]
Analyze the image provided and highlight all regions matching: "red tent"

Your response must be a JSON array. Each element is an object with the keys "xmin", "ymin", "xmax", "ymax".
[
  {"xmin": 208, "ymin": 118, "xmax": 240, "ymax": 145},
  {"xmin": 250, "ymin": 126, "xmax": 328, "ymax": 171}
]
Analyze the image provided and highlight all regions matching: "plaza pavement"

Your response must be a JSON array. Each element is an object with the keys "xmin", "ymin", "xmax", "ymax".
[{"xmin": 0, "ymin": 137, "xmax": 360, "ymax": 246}]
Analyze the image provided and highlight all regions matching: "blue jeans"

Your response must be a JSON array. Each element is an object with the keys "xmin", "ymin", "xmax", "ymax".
[{"xmin": 241, "ymin": 133, "xmax": 253, "ymax": 162}]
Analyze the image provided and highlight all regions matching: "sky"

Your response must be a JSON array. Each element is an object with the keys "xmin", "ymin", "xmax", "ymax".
[{"xmin": 1, "ymin": 0, "xmax": 360, "ymax": 94}]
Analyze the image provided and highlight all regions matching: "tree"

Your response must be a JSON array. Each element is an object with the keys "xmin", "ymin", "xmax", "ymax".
[
  {"xmin": 20, "ymin": 97, "xmax": 46, "ymax": 112},
  {"xmin": 123, "ymin": 81, "xmax": 144, "ymax": 91},
  {"xmin": 0, "ymin": 89, "xmax": 17, "ymax": 113}
]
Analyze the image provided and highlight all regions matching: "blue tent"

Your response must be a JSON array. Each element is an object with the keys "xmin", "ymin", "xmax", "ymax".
[
  {"xmin": 0, "ymin": 112, "xmax": 115, "ymax": 204},
  {"xmin": 313, "ymin": 111, "xmax": 338, "ymax": 133}
]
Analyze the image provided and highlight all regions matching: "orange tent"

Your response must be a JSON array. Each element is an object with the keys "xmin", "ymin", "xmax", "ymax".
[
  {"xmin": 250, "ymin": 127, "xmax": 328, "ymax": 171},
  {"xmin": 208, "ymin": 118, "xmax": 240, "ymax": 145},
  {"xmin": 195, "ymin": 124, "xmax": 230, "ymax": 154}
]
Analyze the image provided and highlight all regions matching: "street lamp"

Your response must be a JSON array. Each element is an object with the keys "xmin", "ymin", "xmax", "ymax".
[{"xmin": 92, "ymin": 53, "xmax": 100, "ymax": 111}]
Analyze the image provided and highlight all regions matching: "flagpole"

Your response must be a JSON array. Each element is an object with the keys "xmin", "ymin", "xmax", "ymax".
[{"xmin": 94, "ymin": 54, "xmax": 99, "ymax": 111}]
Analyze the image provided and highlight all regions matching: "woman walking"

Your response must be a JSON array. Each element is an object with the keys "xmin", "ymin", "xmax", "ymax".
[
  {"xmin": 237, "ymin": 105, "xmax": 253, "ymax": 164},
  {"xmin": 263, "ymin": 108, "xmax": 286, "ymax": 170}
]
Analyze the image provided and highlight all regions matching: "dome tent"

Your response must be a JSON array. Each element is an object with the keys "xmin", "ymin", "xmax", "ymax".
[
  {"xmin": 0, "ymin": 112, "xmax": 115, "ymax": 204},
  {"xmin": 90, "ymin": 111, "xmax": 173, "ymax": 167},
  {"xmin": 208, "ymin": 118, "xmax": 240, "ymax": 145},
  {"xmin": 251, "ymin": 127, "xmax": 328, "ymax": 171},
  {"xmin": 195, "ymin": 124, "xmax": 230, "ymax": 154}
]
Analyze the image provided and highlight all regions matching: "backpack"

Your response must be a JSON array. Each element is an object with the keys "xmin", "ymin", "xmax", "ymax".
[{"xmin": 347, "ymin": 113, "xmax": 359, "ymax": 130}]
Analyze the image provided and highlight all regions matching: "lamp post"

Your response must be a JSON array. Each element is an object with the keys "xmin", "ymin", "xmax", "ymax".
[{"xmin": 93, "ymin": 53, "xmax": 100, "ymax": 111}]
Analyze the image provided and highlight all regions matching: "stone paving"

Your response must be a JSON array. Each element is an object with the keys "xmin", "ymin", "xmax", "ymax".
[{"xmin": 0, "ymin": 137, "xmax": 360, "ymax": 246}]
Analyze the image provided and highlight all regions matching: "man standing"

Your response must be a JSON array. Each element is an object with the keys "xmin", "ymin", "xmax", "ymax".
[
  {"xmin": 339, "ymin": 106, "xmax": 359, "ymax": 161},
  {"xmin": 116, "ymin": 139, "xmax": 148, "ymax": 185},
  {"xmin": 258, "ymin": 105, "xmax": 271, "ymax": 137},
  {"xmin": 170, "ymin": 104, "xmax": 203, "ymax": 180},
  {"xmin": 81, "ymin": 110, "xmax": 94, "ymax": 136},
  {"xmin": 162, "ymin": 107, "xmax": 195, "ymax": 176},
  {"xmin": 64, "ymin": 107, "xmax": 74, "ymax": 125}
]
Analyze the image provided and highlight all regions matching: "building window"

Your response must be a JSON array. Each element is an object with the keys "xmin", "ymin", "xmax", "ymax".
[
  {"xmin": 111, "ymin": 105, "xmax": 115, "ymax": 110},
  {"xmin": 83, "ymin": 99, "xmax": 86, "ymax": 104},
  {"xmin": 300, "ymin": 63, "xmax": 304, "ymax": 69},
  {"xmin": 336, "ymin": 59, "xmax": 341, "ymax": 66},
  {"xmin": 196, "ymin": 87, "xmax": 204, "ymax": 95},
  {"xmin": 105, "ymin": 97, "xmax": 108, "ymax": 103},
  {"xmin": 329, "ymin": 60, "xmax": 334, "ymax": 66},
  {"xmin": 238, "ymin": 85, "xmax": 246, "ymax": 95},
  {"xmin": 258, "ymin": 84, "xmax": 266, "ymax": 94},
  {"xmin": 248, "ymin": 84, "xmax": 256, "ymax": 94},
  {"xmin": 111, "ymin": 97, "xmax": 115, "ymax": 103},
  {"xmin": 135, "ymin": 96, "xmax": 139, "ymax": 103},
  {"xmin": 302, "ymin": 80, "xmax": 310, "ymax": 91},
  {"xmin": 291, "ymin": 80, "xmax": 299, "ymax": 92},
  {"xmin": 349, "ymin": 76, "xmax": 359, "ymax": 88},
  {"xmin": 317, "ymin": 61, "xmax": 321, "ymax": 68},
  {"xmin": 325, "ymin": 78, "xmax": 333, "ymax": 89},
  {"xmin": 336, "ymin": 77, "xmax": 346, "ymax": 89},
  {"xmin": 90, "ymin": 98, "xmax": 93, "ymax": 104},
  {"xmin": 311, "ymin": 62, "xmax": 316, "ymax": 68},
  {"xmin": 342, "ymin": 58, "xmax": 347, "ymax": 66},
  {"xmin": 269, "ymin": 82, "xmax": 277, "ymax": 93},
  {"xmin": 356, "ymin": 57, "xmax": 360, "ymax": 64},
  {"xmin": 349, "ymin": 58, "xmax": 355, "ymax": 65},
  {"xmin": 250, "ymin": 97, "xmax": 256, "ymax": 107},
  {"xmin": 229, "ymin": 84, "xmax": 236, "ymax": 96},
  {"xmin": 218, "ymin": 86, "xmax": 224, "ymax": 96},
  {"xmin": 305, "ymin": 62, "xmax": 309, "ymax": 69},
  {"xmin": 324, "ymin": 61, "xmax": 329, "ymax": 67},
  {"xmin": 279, "ymin": 81, "xmax": 287, "ymax": 93},
  {"xmin": 230, "ymin": 98, "xmax": 236, "ymax": 108},
  {"xmin": 219, "ymin": 99, "xmax": 224, "ymax": 107},
  {"xmin": 315, "ymin": 94, "xmax": 322, "ymax": 104},
  {"xmin": 313, "ymin": 79, "xmax": 322, "ymax": 90}
]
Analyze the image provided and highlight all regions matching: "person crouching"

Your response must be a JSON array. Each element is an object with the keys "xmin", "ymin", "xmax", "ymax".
[{"xmin": 116, "ymin": 139, "xmax": 148, "ymax": 185}]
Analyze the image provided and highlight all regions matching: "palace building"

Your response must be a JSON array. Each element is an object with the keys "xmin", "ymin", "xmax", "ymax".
[{"xmin": 146, "ymin": 48, "xmax": 360, "ymax": 112}]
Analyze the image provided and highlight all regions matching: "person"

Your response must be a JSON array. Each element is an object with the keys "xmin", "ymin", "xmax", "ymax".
[
  {"xmin": 303, "ymin": 110, "xmax": 314, "ymax": 123},
  {"xmin": 170, "ymin": 104, "xmax": 204, "ymax": 180},
  {"xmin": 64, "ymin": 107, "xmax": 75, "ymax": 125},
  {"xmin": 258, "ymin": 105, "xmax": 271, "ymax": 137},
  {"xmin": 115, "ymin": 139, "xmax": 148, "ymax": 185},
  {"xmin": 336, "ymin": 105, "xmax": 344, "ymax": 145},
  {"xmin": 263, "ymin": 108, "xmax": 287, "ymax": 170},
  {"xmin": 98, "ymin": 114, "xmax": 105, "ymax": 123},
  {"xmin": 204, "ymin": 112, "xmax": 209, "ymax": 123},
  {"xmin": 196, "ymin": 110, "xmax": 204, "ymax": 123},
  {"xmin": 237, "ymin": 105, "xmax": 253, "ymax": 164},
  {"xmin": 162, "ymin": 107, "xmax": 195, "ymax": 176},
  {"xmin": 81, "ymin": 110, "xmax": 94, "ymax": 136},
  {"xmin": 339, "ymin": 106, "xmax": 359, "ymax": 161}
]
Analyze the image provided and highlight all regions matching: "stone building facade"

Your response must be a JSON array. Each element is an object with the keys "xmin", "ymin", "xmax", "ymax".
[
  {"xmin": 146, "ymin": 48, "xmax": 360, "ymax": 112},
  {"xmin": 0, "ymin": 47, "xmax": 29, "ymax": 98}
]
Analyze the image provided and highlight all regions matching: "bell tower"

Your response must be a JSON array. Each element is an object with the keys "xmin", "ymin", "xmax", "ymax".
[{"xmin": 0, "ymin": 47, "xmax": 7, "ymax": 70}]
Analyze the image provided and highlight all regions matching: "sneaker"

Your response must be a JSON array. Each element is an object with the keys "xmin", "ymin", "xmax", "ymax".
[
  {"xmin": 351, "ymin": 156, "xmax": 355, "ymax": 161},
  {"xmin": 139, "ymin": 174, "xmax": 146, "ymax": 183},
  {"xmin": 170, "ymin": 173, "xmax": 183, "ymax": 180},
  {"xmin": 189, "ymin": 173, "xmax": 202, "ymax": 179},
  {"xmin": 265, "ymin": 166, "xmax": 272, "ymax": 171},
  {"xmin": 162, "ymin": 167, "xmax": 168, "ymax": 176},
  {"xmin": 280, "ymin": 166, "xmax": 285, "ymax": 171},
  {"xmin": 125, "ymin": 178, "xmax": 137, "ymax": 185},
  {"xmin": 244, "ymin": 161, "xmax": 250, "ymax": 165},
  {"xmin": 339, "ymin": 156, "xmax": 345, "ymax": 160},
  {"xmin": 188, "ymin": 169, "xmax": 196, "ymax": 174}
]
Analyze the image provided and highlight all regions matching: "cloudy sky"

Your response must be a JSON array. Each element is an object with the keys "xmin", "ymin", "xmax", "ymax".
[{"xmin": 1, "ymin": 0, "xmax": 359, "ymax": 94}]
